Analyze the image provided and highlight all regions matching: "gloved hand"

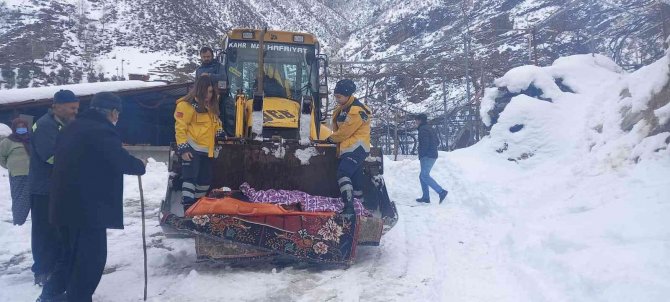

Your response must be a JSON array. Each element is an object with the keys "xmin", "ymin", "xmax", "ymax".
[
  {"xmin": 325, "ymin": 137, "xmax": 335, "ymax": 144},
  {"xmin": 216, "ymin": 129, "xmax": 227, "ymax": 141}
]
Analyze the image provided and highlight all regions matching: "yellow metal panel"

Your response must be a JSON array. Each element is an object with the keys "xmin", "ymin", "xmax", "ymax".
[
  {"xmin": 262, "ymin": 97, "xmax": 300, "ymax": 128},
  {"xmin": 309, "ymin": 103, "xmax": 332, "ymax": 140},
  {"xmin": 234, "ymin": 94, "xmax": 246, "ymax": 137}
]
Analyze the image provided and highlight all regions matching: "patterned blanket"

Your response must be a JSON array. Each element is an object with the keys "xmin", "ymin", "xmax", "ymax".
[
  {"xmin": 164, "ymin": 212, "xmax": 360, "ymax": 265},
  {"xmin": 239, "ymin": 182, "xmax": 371, "ymax": 216}
]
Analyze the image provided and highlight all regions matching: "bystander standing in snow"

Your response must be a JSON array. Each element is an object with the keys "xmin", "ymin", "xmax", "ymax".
[
  {"xmin": 174, "ymin": 75, "xmax": 225, "ymax": 211},
  {"xmin": 414, "ymin": 113, "xmax": 448, "ymax": 204},
  {"xmin": 325, "ymin": 79, "xmax": 372, "ymax": 215},
  {"xmin": 37, "ymin": 92, "xmax": 146, "ymax": 302},
  {"xmin": 0, "ymin": 118, "xmax": 32, "ymax": 225},
  {"xmin": 29, "ymin": 89, "xmax": 80, "ymax": 286}
]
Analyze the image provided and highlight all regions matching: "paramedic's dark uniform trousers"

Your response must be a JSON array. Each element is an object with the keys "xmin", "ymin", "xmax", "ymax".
[
  {"xmin": 181, "ymin": 151, "xmax": 212, "ymax": 207},
  {"xmin": 337, "ymin": 148, "xmax": 367, "ymax": 207}
]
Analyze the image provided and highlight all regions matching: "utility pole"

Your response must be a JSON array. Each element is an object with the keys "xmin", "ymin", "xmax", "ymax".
[
  {"xmin": 462, "ymin": 0, "xmax": 472, "ymax": 105},
  {"xmin": 442, "ymin": 79, "xmax": 449, "ymax": 150},
  {"xmin": 121, "ymin": 59, "xmax": 125, "ymax": 79},
  {"xmin": 532, "ymin": 26, "xmax": 538, "ymax": 65},
  {"xmin": 660, "ymin": 0, "xmax": 669, "ymax": 48},
  {"xmin": 527, "ymin": 28, "xmax": 533, "ymax": 64},
  {"xmin": 385, "ymin": 87, "xmax": 391, "ymax": 154}
]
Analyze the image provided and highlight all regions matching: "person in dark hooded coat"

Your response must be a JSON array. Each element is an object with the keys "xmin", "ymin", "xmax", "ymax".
[{"xmin": 37, "ymin": 92, "xmax": 146, "ymax": 302}]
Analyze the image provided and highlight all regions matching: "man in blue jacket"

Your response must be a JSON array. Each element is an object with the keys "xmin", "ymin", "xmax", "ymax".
[
  {"xmin": 195, "ymin": 46, "xmax": 226, "ymax": 85},
  {"xmin": 196, "ymin": 46, "xmax": 234, "ymax": 136},
  {"xmin": 414, "ymin": 114, "xmax": 448, "ymax": 204},
  {"xmin": 37, "ymin": 92, "xmax": 146, "ymax": 302},
  {"xmin": 29, "ymin": 89, "xmax": 79, "ymax": 285}
]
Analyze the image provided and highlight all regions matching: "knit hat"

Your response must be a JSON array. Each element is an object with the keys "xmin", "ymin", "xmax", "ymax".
[
  {"xmin": 90, "ymin": 92, "xmax": 123, "ymax": 112},
  {"xmin": 53, "ymin": 90, "xmax": 79, "ymax": 104},
  {"xmin": 334, "ymin": 79, "xmax": 356, "ymax": 97}
]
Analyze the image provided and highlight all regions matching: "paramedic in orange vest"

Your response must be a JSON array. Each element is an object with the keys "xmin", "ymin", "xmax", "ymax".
[
  {"xmin": 325, "ymin": 79, "xmax": 372, "ymax": 215},
  {"xmin": 174, "ymin": 75, "xmax": 225, "ymax": 210}
]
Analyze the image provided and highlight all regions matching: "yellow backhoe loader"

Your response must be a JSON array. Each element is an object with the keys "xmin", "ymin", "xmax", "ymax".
[{"xmin": 159, "ymin": 28, "xmax": 397, "ymax": 266}]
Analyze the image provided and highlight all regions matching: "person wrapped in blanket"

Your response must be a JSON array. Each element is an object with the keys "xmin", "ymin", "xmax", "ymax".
[
  {"xmin": 324, "ymin": 79, "xmax": 372, "ymax": 215},
  {"xmin": 239, "ymin": 182, "xmax": 371, "ymax": 216},
  {"xmin": 174, "ymin": 75, "xmax": 225, "ymax": 211}
]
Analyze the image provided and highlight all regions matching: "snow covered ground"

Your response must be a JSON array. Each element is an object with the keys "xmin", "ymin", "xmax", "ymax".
[{"xmin": 1, "ymin": 53, "xmax": 669, "ymax": 301}]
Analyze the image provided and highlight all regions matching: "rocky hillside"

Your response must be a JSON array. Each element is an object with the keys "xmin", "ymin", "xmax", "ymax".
[{"xmin": 0, "ymin": 0, "xmax": 667, "ymax": 115}]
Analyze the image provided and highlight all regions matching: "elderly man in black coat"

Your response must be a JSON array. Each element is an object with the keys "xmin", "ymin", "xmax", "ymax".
[{"xmin": 38, "ymin": 92, "xmax": 146, "ymax": 302}]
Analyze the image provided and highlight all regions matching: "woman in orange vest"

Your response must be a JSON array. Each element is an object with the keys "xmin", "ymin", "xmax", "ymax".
[{"xmin": 174, "ymin": 75, "xmax": 224, "ymax": 210}]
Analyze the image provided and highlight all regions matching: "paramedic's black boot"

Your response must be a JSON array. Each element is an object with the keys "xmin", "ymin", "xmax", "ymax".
[{"xmin": 342, "ymin": 202, "xmax": 356, "ymax": 215}]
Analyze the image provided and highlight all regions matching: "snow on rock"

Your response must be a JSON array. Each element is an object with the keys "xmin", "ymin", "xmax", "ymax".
[
  {"xmin": 481, "ymin": 54, "xmax": 624, "ymax": 127},
  {"xmin": 656, "ymin": 102, "xmax": 670, "ymax": 125},
  {"xmin": 0, "ymin": 81, "xmax": 166, "ymax": 104},
  {"xmin": 627, "ymin": 53, "xmax": 670, "ymax": 114},
  {"xmin": 494, "ymin": 65, "xmax": 563, "ymax": 100}
]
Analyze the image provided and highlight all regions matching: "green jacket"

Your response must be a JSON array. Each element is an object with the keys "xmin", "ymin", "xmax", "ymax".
[{"xmin": 0, "ymin": 138, "xmax": 30, "ymax": 176}]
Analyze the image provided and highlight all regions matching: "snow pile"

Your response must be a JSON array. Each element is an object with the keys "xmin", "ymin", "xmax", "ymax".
[
  {"xmin": 0, "ymin": 81, "xmax": 166, "ymax": 104},
  {"xmin": 480, "ymin": 54, "xmax": 624, "ymax": 126},
  {"xmin": 463, "ymin": 53, "xmax": 670, "ymax": 300}
]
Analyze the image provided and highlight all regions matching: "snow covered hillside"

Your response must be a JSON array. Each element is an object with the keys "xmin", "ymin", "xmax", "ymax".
[{"xmin": 0, "ymin": 54, "xmax": 669, "ymax": 301}]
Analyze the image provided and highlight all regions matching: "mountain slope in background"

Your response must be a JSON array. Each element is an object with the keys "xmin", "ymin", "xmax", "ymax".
[{"xmin": 0, "ymin": 0, "xmax": 667, "ymax": 118}]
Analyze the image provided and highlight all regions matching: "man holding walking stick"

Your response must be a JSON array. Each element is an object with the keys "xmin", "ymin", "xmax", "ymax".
[{"xmin": 37, "ymin": 92, "xmax": 146, "ymax": 302}]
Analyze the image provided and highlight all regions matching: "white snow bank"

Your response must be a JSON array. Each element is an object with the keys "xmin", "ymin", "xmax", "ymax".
[
  {"xmin": 465, "ymin": 53, "xmax": 670, "ymax": 301},
  {"xmin": 627, "ymin": 53, "xmax": 670, "ymax": 113},
  {"xmin": 481, "ymin": 54, "xmax": 624, "ymax": 126},
  {"xmin": 586, "ymin": 52, "xmax": 670, "ymax": 168},
  {"xmin": 0, "ymin": 81, "xmax": 166, "ymax": 104}
]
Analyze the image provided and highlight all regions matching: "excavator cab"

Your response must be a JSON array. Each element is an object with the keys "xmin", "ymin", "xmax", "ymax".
[{"xmin": 159, "ymin": 29, "xmax": 398, "ymax": 266}]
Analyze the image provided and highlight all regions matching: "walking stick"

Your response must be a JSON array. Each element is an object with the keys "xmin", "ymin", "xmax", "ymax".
[{"xmin": 138, "ymin": 175, "xmax": 148, "ymax": 301}]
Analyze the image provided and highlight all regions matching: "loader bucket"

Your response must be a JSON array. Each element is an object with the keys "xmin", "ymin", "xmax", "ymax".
[
  {"xmin": 211, "ymin": 141, "xmax": 340, "ymax": 197},
  {"xmin": 159, "ymin": 141, "xmax": 398, "ymax": 265}
]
